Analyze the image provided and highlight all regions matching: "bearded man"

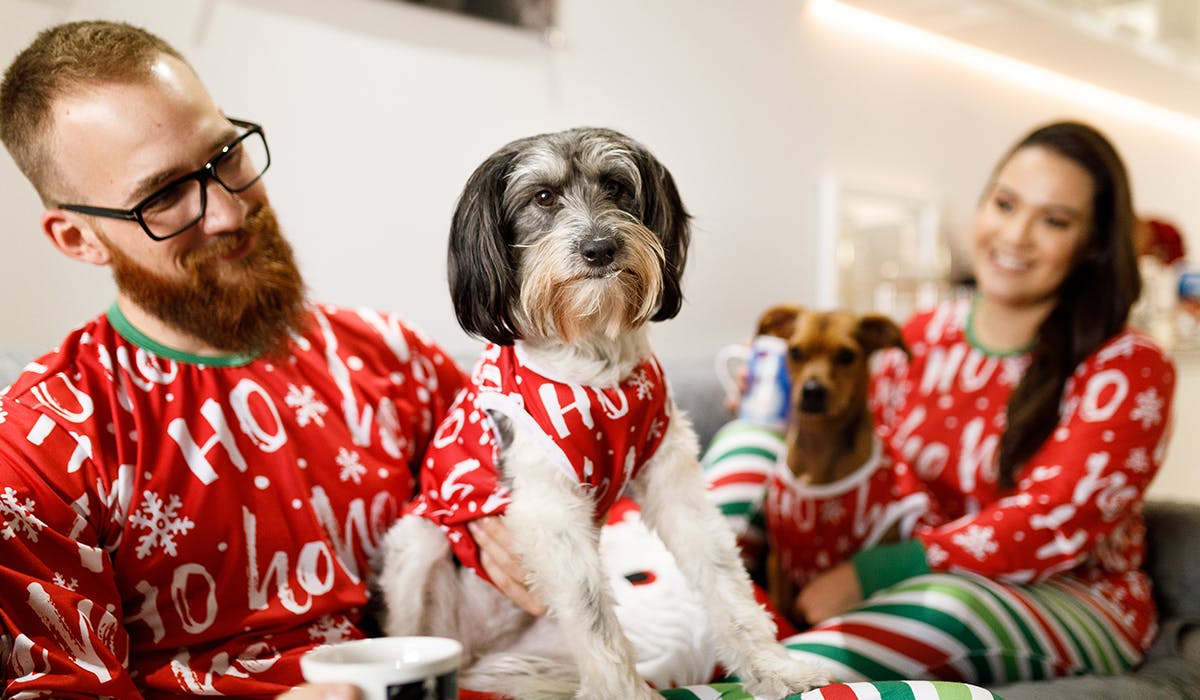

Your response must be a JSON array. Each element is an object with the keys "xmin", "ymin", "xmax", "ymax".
[{"xmin": 0, "ymin": 20, "xmax": 537, "ymax": 698}]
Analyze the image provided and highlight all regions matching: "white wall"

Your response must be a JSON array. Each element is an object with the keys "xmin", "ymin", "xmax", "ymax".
[{"xmin": 2, "ymin": 0, "xmax": 1198, "ymax": 501}]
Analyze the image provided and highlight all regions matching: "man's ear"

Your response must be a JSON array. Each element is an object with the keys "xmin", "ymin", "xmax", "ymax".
[{"xmin": 42, "ymin": 209, "xmax": 111, "ymax": 266}]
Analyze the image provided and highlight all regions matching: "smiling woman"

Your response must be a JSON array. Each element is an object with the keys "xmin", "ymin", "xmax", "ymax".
[
  {"xmin": 701, "ymin": 119, "xmax": 1176, "ymax": 691},
  {"xmin": 968, "ymin": 143, "xmax": 1097, "ymax": 352}
]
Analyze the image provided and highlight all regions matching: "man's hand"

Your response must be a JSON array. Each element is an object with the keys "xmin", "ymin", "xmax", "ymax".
[
  {"xmin": 469, "ymin": 516, "xmax": 547, "ymax": 616},
  {"xmin": 276, "ymin": 683, "xmax": 359, "ymax": 699},
  {"xmin": 795, "ymin": 560, "xmax": 862, "ymax": 625}
]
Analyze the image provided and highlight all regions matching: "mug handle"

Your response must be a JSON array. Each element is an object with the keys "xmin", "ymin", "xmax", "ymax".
[{"xmin": 713, "ymin": 343, "xmax": 750, "ymax": 405}]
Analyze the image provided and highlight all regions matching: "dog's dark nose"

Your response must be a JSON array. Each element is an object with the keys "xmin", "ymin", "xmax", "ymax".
[
  {"xmin": 799, "ymin": 380, "xmax": 827, "ymax": 414},
  {"xmin": 579, "ymin": 237, "xmax": 618, "ymax": 267}
]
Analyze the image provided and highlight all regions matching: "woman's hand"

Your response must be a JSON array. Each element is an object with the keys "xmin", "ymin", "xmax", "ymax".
[
  {"xmin": 795, "ymin": 561, "xmax": 862, "ymax": 625},
  {"xmin": 469, "ymin": 516, "xmax": 547, "ymax": 616},
  {"xmin": 276, "ymin": 683, "xmax": 359, "ymax": 699}
]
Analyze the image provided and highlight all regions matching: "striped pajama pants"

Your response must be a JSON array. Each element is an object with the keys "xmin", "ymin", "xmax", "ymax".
[
  {"xmin": 663, "ymin": 680, "xmax": 999, "ymax": 699},
  {"xmin": 688, "ymin": 420, "xmax": 1146, "ymax": 697}
]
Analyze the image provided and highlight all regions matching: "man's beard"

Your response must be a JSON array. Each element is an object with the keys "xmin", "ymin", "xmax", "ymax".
[{"xmin": 105, "ymin": 205, "xmax": 308, "ymax": 358}]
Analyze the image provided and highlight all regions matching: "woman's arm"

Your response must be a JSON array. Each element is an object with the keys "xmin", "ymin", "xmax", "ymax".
[{"xmin": 853, "ymin": 334, "xmax": 1175, "ymax": 597}]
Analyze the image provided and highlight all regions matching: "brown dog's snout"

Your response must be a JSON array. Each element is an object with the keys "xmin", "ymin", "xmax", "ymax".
[{"xmin": 798, "ymin": 379, "xmax": 828, "ymax": 414}]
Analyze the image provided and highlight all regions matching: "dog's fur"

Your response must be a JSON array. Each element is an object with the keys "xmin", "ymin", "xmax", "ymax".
[
  {"xmin": 376, "ymin": 129, "xmax": 828, "ymax": 699},
  {"xmin": 753, "ymin": 304, "xmax": 909, "ymax": 625}
]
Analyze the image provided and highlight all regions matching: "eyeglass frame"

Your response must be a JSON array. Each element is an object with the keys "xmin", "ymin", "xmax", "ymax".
[{"xmin": 56, "ymin": 117, "xmax": 271, "ymax": 241}]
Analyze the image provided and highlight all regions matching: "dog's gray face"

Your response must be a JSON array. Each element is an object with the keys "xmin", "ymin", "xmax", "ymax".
[{"xmin": 448, "ymin": 127, "xmax": 690, "ymax": 345}]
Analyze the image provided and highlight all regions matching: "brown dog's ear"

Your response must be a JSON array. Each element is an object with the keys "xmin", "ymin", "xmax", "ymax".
[
  {"xmin": 756, "ymin": 304, "xmax": 803, "ymax": 339},
  {"xmin": 856, "ymin": 314, "xmax": 910, "ymax": 359}
]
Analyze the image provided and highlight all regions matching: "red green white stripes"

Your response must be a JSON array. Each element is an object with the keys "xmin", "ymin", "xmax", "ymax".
[
  {"xmin": 660, "ymin": 680, "xmax": 1000, "ymax": 699},
  {"xmin": 798, "ymin": 680, "xmax": 1001, "ymax": 699},
  {"xmin": 702, "ymin": 419, "xmax": 785, "ymax": 562},
  {"xmin": 782, "ymin": 572, "xmax": 1142, "ymax": 686}
]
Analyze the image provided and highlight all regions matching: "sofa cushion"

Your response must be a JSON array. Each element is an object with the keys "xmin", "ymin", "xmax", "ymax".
[
  {"xmin": 1144, "ymin": 501, "xmax": 1200, "ymax": 622},
  {"xmin": 0, "ymin": 351, "xmax": 36, "ymax": 389}
]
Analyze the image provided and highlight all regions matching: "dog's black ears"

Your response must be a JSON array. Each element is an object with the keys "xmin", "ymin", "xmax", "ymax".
[
  {"xmin": 755, "ymin": 304, "xmax": 803, "ymax": 340},
  {"xmin": 856, "ymin": 314, "xmax": 910, "ymax": 359},
  {"xmin": 631, "ymin": 146, "xmax": 691, "ymax": 323},
  {"xmin": 448, "ymin": 146, "xmax": 522, "ymax": 345}
]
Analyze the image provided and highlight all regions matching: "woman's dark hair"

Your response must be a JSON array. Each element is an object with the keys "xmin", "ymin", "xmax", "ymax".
[{"xmin": 996, "ymin": 121, "xmax": 1140, "ymax": 490}]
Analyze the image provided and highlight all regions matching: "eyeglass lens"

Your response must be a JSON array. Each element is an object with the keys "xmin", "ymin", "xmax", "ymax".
[{"xmin": 140, "ymin": 130, "xmax": 270, "ymax": 238}]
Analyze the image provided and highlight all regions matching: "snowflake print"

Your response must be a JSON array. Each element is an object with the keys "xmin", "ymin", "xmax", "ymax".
[
  {"xmin": 1130, "ymin": 387, "xmax": 1165, "ymax": 429},
  {"xmin": 285, "ymin": 384, "xmax": 329, "ymax": 427},
  {"xmin": 128, "ymin": 490, "xmax": 195, "ymax": 559},
  {"xmin": 926, "ymin": 543, "xmax": 949, "ymax": 567},
  {"xmin": 308, "ymin": 614, "xmax": 356, "ymax": 644},
  {"xmin": 52, "ymin": 572, "xmax": 79, "ymax": 591},
  {"xmin": 951, "ymin": 524, "xmax": 999, "ymax": 561},
  {"xmin": 337, "ymin": 447, "xmax": 367, "ymax": 484},
  {"xmin": 0, "ymin": 405, "xmax": 7, "ymax": 424},
  {"xmin": 648, "ymin": 417, "xmax": 665, "ymax": 442},
  {"xmin": 0, "ymin": 487, "xmax": 44, "ymax": 543},
  {"xmin": 628, "ymin": 369, "xmax": 654, "ymax": 400},
  {"xmin": 820, "ymin": 498, "xmax": 846, "ymax": 525},
  {"xmin": 1125, "ymin": 447, "xmax": 1151, "ymax": 474}
]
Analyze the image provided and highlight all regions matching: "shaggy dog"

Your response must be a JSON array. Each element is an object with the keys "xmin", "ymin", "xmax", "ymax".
[{"xmin": 376, "ymin": 129, "xmax": 828, "ymax": 699}]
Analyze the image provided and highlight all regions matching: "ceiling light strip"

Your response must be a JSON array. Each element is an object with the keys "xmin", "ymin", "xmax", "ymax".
[{"xmin": 810, "ymin": 0, "xmax": 1200, "ymax": 142}]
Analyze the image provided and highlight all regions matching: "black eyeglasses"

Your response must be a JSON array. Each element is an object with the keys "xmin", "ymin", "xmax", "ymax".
[{"xmin": 58, "ymin": 118, "xmax": 271, "ymax": 241}]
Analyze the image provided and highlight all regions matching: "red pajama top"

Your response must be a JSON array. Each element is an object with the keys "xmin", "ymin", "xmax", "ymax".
[
  {"xmin": 0, "ymin": 304, "xmax": 465, "ymax": 698},
  {"xmin": 409, "ymin": 343, "xmax": 671, "ymax": 583},
  {"xmin": 868, "ymin": 297, "xmax": 1175, "ymax": 648},
  {"xmin": 764, "ymin": 441, "xmax": 926, "ymax": 590}
]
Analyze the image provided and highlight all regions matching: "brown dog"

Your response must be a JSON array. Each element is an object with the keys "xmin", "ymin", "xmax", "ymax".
[{"xmin": 753, "ymin": 304, "xmax": 916, "ymax": 627}]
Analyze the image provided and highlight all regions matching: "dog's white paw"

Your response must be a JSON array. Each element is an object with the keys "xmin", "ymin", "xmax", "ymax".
[
  {"xmin": 739, "ymin": 650, "xmax": 830, "ymax": 698},
  {"xmin": 573, "ymin": 663, "xmax": 659, "ymax": 700}
]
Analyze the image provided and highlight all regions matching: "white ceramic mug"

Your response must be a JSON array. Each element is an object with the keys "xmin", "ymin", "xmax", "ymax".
[{"xmin": 300, "ymin": 636, "xmax": 462, "ymax": 700}]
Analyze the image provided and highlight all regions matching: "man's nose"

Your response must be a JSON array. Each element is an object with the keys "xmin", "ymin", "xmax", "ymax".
[{"xmin": 199, "ymin": 178, "xmax": 246, "ymax": 235}]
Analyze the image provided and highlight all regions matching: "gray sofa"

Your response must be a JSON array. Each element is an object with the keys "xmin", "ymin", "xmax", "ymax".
[
  {"xmin": 2, "ymin": 351, "xmax": 1197, "ymax": 697},
  {"xmin": 663, "ymin": 358, "xmax": 1200, "ymax": 700}
]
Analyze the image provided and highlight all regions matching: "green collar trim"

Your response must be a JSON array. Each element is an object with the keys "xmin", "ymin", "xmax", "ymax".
[
  {"xmin": 106, "ymin": 302, "xmax": 258, "ymax": 368},
  {"xmin": 965, "ymin": 296, "xmax": 1036, "ymax": 358}
]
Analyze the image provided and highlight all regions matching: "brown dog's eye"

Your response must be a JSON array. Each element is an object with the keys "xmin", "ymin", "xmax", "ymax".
[
  {"xmin": 835, "ymin": 348, "xmax": 857, "ymax": 365},
  {"xmin": 789, "ymin": 346, "xmax": 805, "ymax": 363},
  {"xmin": 534, "ymin": 189, "xmax": 558, "ymax": 207}
]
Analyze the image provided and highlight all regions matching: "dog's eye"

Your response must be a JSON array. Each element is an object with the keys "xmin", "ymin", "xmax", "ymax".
[
  {"xmin": 533, "ymin": 189, "xmax": 558, "ymax": 207},
  {"xmin": 788, "ymin": 347, "xmax": 805, "ymax": 363},
  {"xmin": 602, "ymin": 179, "xmax": 627, "ymax": 200},
  {"xmin": 835, "ymin": 348, "xmax": 858, "ymax": 365}
]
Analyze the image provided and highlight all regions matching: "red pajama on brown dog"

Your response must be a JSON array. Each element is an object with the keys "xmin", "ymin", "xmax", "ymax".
[{"xmin": 753, "ymin": 304, "xmax": 928, "ymax": 628}]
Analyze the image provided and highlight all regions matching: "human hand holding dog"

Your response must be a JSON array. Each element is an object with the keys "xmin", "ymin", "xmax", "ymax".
[
  {"xmin": 469, "ymin": 516, "xmax": 548, "ymax": 616},
  {"xmin": 796, "ymin": 561, "xmax": 862, "ymax": 625}
]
